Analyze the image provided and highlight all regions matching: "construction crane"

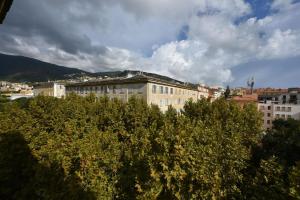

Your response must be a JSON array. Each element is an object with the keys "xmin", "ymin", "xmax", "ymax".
[{"xmin": 247, "ymin": 77, "xmax": 255, "ymax": 94}]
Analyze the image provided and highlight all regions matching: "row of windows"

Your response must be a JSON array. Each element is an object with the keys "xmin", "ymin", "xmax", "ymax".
[
  {"xmin": 260, "ymin": 105, "xmax": 292, "ymax": 112},
  {"xmin": 275, "ymin": 106, "xmax": 292, "ymax": 112},
  {"xmin": 275, "ymin": 114, "xmax": 292, "ymax": 119},
  {"xmin": 152, "ymin": 85, "xmax": 195, "ymax": 96},
  {"xmin": 67, "ymin": 85, "xmax": 143, "ymax": 95},
  {"xmin": 264, "ymin": 113, "xmax": 292, "ymax": 118},
  {"xmin": 157, "ymin": 98, "xmax": 187, "ymax": 107},
  {"xmin": 265, "ymin": 114, "xmax": 292, "ymax": 125}
]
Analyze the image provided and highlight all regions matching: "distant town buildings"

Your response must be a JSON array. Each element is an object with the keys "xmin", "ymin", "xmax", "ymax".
[
  {"xmin": 0, "ymin": 81, "xmax": 32, "ymax": 93},
  {"xmin": 33, "ymin": 82, "xmax": 65, "ymax": 98},
  {"xmin": 0, "ymin": 81, "xmax": 34, "ymax": 100},
  {"xmin": 209, "ymin": 87, "xmax": 225, "ymax": 101},
  {"xmin": 5, "ymin": 70, "xmax": 300, "ymax": 130}
]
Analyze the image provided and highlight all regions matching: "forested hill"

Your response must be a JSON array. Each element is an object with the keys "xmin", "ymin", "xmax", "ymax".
[
  {"xmin": 0, "ymin": 53, "xmax": 89, "ymax": 82},
  {"xmin": 0, "ymin": 53, "xmax": 185, "ymax": 84}
]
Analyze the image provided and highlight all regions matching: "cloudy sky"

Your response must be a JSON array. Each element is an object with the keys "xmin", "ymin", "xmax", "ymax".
[{"xmin": 0, "ymin": 0, "xmax": 300, "ymax": 87}]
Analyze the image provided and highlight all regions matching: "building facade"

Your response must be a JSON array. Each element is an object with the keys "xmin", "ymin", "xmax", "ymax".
[
  {"xmin": 197, "ymin": 84, "xmax": 209, "ymax": 99},
  {"xmin": 33, "ymin": 82, "xmax": 65, "ymax": 98},
  {"xmin": 259, "ymin": 101, "xmax": 300, "ymax": 129},
  {"xmin": 66, "ymin": 75, "xmax": 199, "ymax": 112}
]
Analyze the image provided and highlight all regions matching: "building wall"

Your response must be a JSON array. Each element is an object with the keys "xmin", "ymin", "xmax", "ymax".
[
  {"xmin": 273, "ymin": 104, "xmax": 300, "ymax": 120},
  {"xmin": 66, "ymin": 82, "xmax": 198, "ymax": 112},
  {"xmin": 258, "ymin": 102, "xmax": 273, "ymax": 129},
  {"xmin": 34, "ymin": 83, "xmax": 65, "ymax": 98},
  {"xmin": 34, "ymin": 87, "xmax": 54, "ymax": 97},
  {"xmin": 147, "ymin": 82, "xmax": 198, "ymax": 112},
  {"xmin": 259, "ymin": 102, "xmax": 300, "ymax": 129},
  {"xmin": 66, "ymin": 83, "xmax": 148, "ymax": 102},
  {"xmin": 54, "ymin": 83, "xmax": 66, "ymax": 98}
]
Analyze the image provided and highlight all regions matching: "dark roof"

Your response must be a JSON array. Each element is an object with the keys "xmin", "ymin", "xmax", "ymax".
[
  {"xmin": 33, "ymin": 82, "xmax": 65, "ymax": 89},
  {"xmin": 66, "ymin": 75, "xmax": 198, "ymax": 91},
  {"xmin": 0, "ymin": 0, "xmax": 13, "ymax": 24}
]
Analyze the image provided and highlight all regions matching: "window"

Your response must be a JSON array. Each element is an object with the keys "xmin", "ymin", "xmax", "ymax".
[
  {"xmin": 267, "ymin": 120, "xmax": 271, "ymax": 124},
  {"xmin": 267, "ymin": 106, "xmax": 271, "ymax": 110},
  {"xmin": 152, "ymin": 85, "xmax": 157, "ymax": 94},
  {"xmin": 288, "ymin": 107, "xmax": 292, "ymax": 112},
  {"xmin": 276, "ymin": 106, "xmax": 280, "ymax": 111},
  {"xmin": 165, "ymin": 99, "xmax": 169, "ymax": 105},
  {"xmin": 178, "ymin": 98, "xmax": 181, "ymax": 105},
  {"xmin": 165, "ymin": 87, "xmax": 169, "ymax": 94},
  {"xmin": 281, "ymin": 114, "xmax": 285, "ymax": 118},
  {"xmin": 276, "ymin": 114, "xmax": 280, "ymax": 118},
  {"xmin": 281, "ymin": 107, "xmax": 286, "ymax": 112},
  {"xmin": 287, "ymin": 115, "xmax": 292, "ymax": 118},
  {"xmin": 160, "ymin": 86, "xmax": 164, "ymax": 94},
  {"xmin": 170, "ymin": 88, "xmax": 173, "ymax": 94},
  {"xmin": 260, "ymin": 106, "xmax": 265, "ymax": 110},
  {"xmin": 267, "ymin": 113, "xmax": 271, "ymax": 117},
  {"xmin": 160, "ymin": 99, "xmax": 164, "ymax": 107}
]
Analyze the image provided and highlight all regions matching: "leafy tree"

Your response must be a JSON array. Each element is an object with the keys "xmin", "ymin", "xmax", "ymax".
[
  {"xmin": 1, "ymin": 94, "xmax": 298, "ymax": 199},
  {"xmin": 224, "ymin": 85, "xmax": 230, "ymax": 99}
]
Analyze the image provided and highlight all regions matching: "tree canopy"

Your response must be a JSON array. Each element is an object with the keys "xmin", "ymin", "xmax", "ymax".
[{"xmin": 0, "ymin": 95, "xmax": 299, "ymax": 199}]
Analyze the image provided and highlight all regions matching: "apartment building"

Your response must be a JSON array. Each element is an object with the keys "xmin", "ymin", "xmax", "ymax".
[
  {"xmin": 66, "ymin": 75, "xmax": 199, "ymax": 112},
  {"xmin": 197, "ymin": 84, "xmax": 209, "ymax": 99},
  {"xmin": 259, "ymin": 101, "xmax": 300, "ymax": 129},
  {"xmin": 33, "ymin": 82, "xmax": 65, "ymax": 98}
]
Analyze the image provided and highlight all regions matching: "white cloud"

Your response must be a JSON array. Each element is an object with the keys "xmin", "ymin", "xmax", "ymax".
[
  {"xmin": 271, "ymin": 0, "xmax": 294, "ymax": 11},
  {"xmin": 145, "ymin": 40, "xmax": 233, "ymax": 85},
  {"xmin": 1, "ymin": 0, "xmax": 300, "ymax": 86}
]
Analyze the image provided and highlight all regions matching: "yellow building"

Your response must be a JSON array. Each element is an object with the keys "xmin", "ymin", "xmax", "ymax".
[{"xmin": 66, "ymin": 75, "xmax": 199, "ymax": 112}]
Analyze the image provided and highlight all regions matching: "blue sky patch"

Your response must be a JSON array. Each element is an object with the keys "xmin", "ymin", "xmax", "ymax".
[
  {"xmin": 177, "ymin": 25, "xmax": 189, "ymax": 41},
  {"xmin": 245, "ymin": 0, "xmax": 274, "ymax": 19}
]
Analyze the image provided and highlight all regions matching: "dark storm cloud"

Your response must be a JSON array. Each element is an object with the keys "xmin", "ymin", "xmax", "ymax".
[{"xmin": 1, "ymin": 0, "xmax": 107, "ymax": 55}]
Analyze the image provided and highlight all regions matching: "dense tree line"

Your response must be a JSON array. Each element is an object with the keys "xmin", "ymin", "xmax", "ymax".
[{"xmin": 0, "ymin": 94, "xmax": 299, "ymax": 199}]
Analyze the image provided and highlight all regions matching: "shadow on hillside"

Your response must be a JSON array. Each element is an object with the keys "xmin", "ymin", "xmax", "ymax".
[{"xmin": 0, "ymin": 131, "xmax": 96, "ymax": 200}]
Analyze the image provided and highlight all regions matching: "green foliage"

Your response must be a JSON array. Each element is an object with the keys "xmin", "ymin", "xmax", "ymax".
[
  {"xmin": 0, "ymin": 95, "xmax": 298, "ymax": 199},
  {"xmin": 289, "ymin": 162, "xmax": 300, "ymax": 199},
  {"xmin": 224, "ymin": 85, "xmax": 230, "ymax": 99}
]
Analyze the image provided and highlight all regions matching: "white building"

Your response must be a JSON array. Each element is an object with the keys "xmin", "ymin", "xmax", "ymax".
[
  {"xmin": 258, "ymin": 100, "xmax": 300, "ymax": 129},
  {"xmin": 33, "ymin": 82, "xmax": 65, "ymax": 98}
]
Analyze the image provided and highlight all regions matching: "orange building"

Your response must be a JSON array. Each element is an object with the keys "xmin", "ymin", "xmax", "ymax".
[{"xmin": 231, "ymin": 94, "xmax": 258, "ymax": 107}]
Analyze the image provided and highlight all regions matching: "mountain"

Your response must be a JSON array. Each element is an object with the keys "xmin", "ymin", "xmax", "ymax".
[
  {"xmin": 94, "ymin": 70, "xmax": 184, "ymax": 84},
  {"xmin": 0, "ymin": 53, "xmax": 184, "ymax": 84},
  {"xmin": 0, "ymin": 53, "xmax": 90, "ymax": 82}
]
